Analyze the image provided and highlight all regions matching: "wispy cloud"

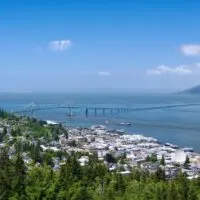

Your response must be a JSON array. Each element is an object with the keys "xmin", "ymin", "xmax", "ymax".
[
  {"xmin": 146, "ymin": 65, "xmax": 193, "ymax": 76},
  {"xmin": 98, "ymin": 71, "xmax": 111, "ymax": 76},
  {"xmin": 180, "ymin": 44, "xmax": 200, "ymax": 56},
  {"xmin": 49, "ymin": 40, "xmax": 72, "ymax": 51}
]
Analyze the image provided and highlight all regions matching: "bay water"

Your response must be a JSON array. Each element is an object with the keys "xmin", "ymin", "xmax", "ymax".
[{"xmin": 1, "ymin": 93, "xmax": 200, "ymax": 151}]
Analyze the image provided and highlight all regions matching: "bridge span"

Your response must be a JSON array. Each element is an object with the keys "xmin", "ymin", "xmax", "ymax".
[{"xmin": 12, "ymin": 102, "xmax": 200, "ymax": 117}]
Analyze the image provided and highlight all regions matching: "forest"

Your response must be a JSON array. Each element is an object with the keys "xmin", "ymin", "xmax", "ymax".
[{"xmin": 0, "ymin": 146, "xmax": 200, "ymax": 200}]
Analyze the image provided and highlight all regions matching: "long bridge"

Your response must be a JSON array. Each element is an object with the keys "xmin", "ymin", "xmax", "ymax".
[{"xmin": 12, "ymin": 102, "xmax": 200, "ymax": 117}]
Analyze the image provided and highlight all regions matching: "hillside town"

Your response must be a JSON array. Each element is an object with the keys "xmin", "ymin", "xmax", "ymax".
[
  {"xmin": 1, "ymin": 111, "xmax": 200, "ymax": 180},
  {"xmin": 57, "ymin": 125, "xmax": 200, "ymax": 179}
]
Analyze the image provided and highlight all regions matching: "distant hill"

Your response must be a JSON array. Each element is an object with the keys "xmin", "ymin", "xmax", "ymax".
[{"xmin": 178, "ymin": 85, "xmax": 200, "ymax": 95}]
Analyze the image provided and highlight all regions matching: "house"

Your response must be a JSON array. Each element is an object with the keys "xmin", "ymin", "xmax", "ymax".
[{"xmin": 78, "ymin": 156, "xmax": 89, "ymax": 166}]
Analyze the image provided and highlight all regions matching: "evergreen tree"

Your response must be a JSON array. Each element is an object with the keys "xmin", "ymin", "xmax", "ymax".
[
  {"xmin": 0, "ymin": 127, "xmax": 7, "ymax": 142},
  {"xmin": 59, "ymin": 154, "xmax": 82, "ymax": 190},
  {"xmin": 160, "ymin": 155, "xmax": 165, "ymax": 166},
  {"xmin": 30, "ymin": 142, "xmax": 42, "ymax": 163},
  {"xmin": 113, "ymin": 173, "xmax": 126, "ymax": 195},
  {"xmin": 14, "ymin": 140, "xmax": 23, "ymax": 154},
  {"xmin": 68, "ymin": 140, "xmax": 77, "ymax": 147},
  {"xmin": 188, "ymin": 182, "xmax": 198, "ymax": 200},
  {"xmin": 105, "ymin": 153, "xmax": 116, "ymax": 163},
  {"xmin": 146, "ymin": 153, "xmax": 158, "ymax": 163},
  {"xmin": 155, "ymin": 167, "xmax": 165, "ymax": 181},
  {"xmin": 26, "ymin": 165, "xmax": 57, "ymax": 199},
  {"xmin": 11, "ymin": 129, "xmax": 17, "ymax": 137},
  {"xmin": 3, "ymin": 126, "xmax": 7, "ymax": 136},
  {"xmin": 43, "ymin": 152, "xmax": 54, "ymax": 167},
  {"xmin": 11, "ymin": 153, "xmax": 27, "ymax": 199},
  {"xmin": 184, "ymin": 155, "xmax": 190, "ymax": 168},
  {"xmin": 166, "ymin": 182, "xmax": 178, "ymax": 200},
  {"xmin": 0, "ymin": 147, "xmax": 13, "ymax": 199},
  {"xmin": 63, "ymin": 129, "xmax": 68, "ymax": 139},
  {"xmin": 176, "ymin": 172, "xmax": 189, "ymax": 200}
]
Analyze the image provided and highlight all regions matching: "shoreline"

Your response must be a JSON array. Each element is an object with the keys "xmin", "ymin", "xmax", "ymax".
[
  {"xmin": 46, "ymin": 119, "xmax": 195, "ymax": 152},
  {"xmin": 54, "ymin": 123, "xmax": 200, "ymax": 179}
]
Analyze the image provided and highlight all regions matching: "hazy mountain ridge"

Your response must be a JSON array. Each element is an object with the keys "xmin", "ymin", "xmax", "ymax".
[{"xmin": 178, "ymin": 85, "xmax": 200, "ymax": 95}]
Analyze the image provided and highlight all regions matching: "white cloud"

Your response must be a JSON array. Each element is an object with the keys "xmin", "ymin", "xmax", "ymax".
[
  {"xmin": 49, "ymin": 40, "xmax": 72, "ymax": 51},
  {"xmin": 181, "ymin": 44, "xmax": 200, "ymax": 56},
  {"xmin": 146, "ymin": 65, "xmax": 193, "ymax": 76},
  {"xmin": 98, "ymin": 71, "xmax": 111, "ymax": 76}
]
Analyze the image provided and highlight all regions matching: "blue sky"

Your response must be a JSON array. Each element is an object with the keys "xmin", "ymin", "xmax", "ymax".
[{"xmin": 1, "ymin": 0, "xmax": 200, "ymax": 92}]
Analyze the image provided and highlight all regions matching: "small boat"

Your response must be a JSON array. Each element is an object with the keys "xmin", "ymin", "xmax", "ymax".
[
  {"xmin": 66, "ymin": 114, "xmax": 76, "ymax": 117},
  {"xmin": 106, "ymin": 129, "xmax": 115, "ymax": 133},
  {"xmin": 116, "ymin": 129, "xmax": 125, "ymax": 134},
  {"xmin": 165, "ymin": 143, "xmax": 178, "ymax": 149},
  {"xmin": 182, "ymin": 147, "xmax": 194, "ymax": 152},
  {"xmin": 91, "ymin": 125, "xmax": 106, "ymax": 130},
  {"xmin": 120, "ymin": 122, "xmax": 131, "ymax": 126}
]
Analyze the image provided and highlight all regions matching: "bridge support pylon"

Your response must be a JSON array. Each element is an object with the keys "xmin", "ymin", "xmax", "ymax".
[{"xmin": 85, "ymin": 108, "xmax": 88, "ymax": 117}]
